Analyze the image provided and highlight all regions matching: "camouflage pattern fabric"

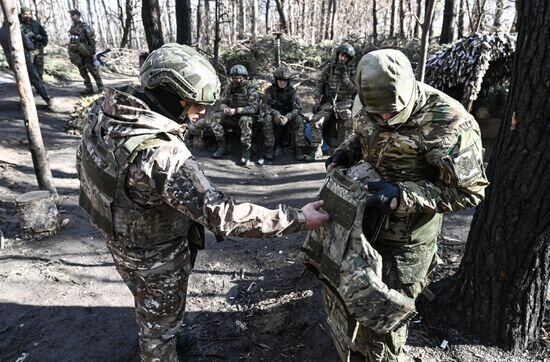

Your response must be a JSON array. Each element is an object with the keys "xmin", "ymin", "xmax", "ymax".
[
  {"xmin": 210, "ymin": 114, "xmax": 254, "ymax": 148},
  {"xmin": 324, "ymin": 49, "xmax": 489, "ymax": 361},
  {"xmin": 77, "ymin": 87, "xmax": 306, "ymax": 362},
  {"xmin": 20, "ymin": 18, "xmax": 47, "ymax": 78},
  {"xmin": 310, "ymin": 100, "xmax": 354, "ymax": 148},
  {"xmin": 68, "ymin": 20, "xmax": 103, "ymax": 89},
  {"xmin": 314, "ymin": 61, "xmax": 357, "ymax": 102}
]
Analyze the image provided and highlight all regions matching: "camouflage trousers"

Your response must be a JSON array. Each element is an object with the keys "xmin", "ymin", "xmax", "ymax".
[
  {"xmin": 210, "ymin": 112, "xmax": 254, "ymax": 149},
  {"xmin": 29, "ymin": 47, "xmax": 44, "ymax": 79},
  {"xmin": 69, "ymin": 51, "xmax": 104, "ymax": 89},
  {"xmin": 310, "ymin": 100, "xmax": 354, "ymax": 148},
  {"xmin": 322, "ymin": 249, "xmax": 432, "ymax": 362},
  {"xmin": 106, "ymin": 238, "xmax": 192, "ymax": 362},
  {"xmin": 261, "ymin": 109, "xmax": 306, "ymax": 149}
]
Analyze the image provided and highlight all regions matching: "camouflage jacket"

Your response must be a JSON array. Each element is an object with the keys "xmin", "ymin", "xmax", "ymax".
[
  {"xmin": 219, "ymin": 80, "xmax": 260, "ymax": 115},
  {"xmin": 315, "ymin": 61, "xmax": 356, "ymax": 103},
  {"xmin": 20, "ymin": 18, "xmax": 48, "ymax": 48},
  {"xmin": 68, "ymin": 20, "xmax": 96, "ymax": 55},
  {"xmin": 77, "ymin": 87, "xmax": 305, "ymax": 245},
  {"xmin": 337, "ymin": 82, "xmax": 488, "ymax": 245},
  {"xmin": 263, "ymin": 83, "xmax": 301, "ymax": 118}
]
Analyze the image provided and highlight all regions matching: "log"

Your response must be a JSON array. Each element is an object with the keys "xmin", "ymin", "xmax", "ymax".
[{"xmin": 16, "ymin": 191, "xmax": 59, "ymax": 240}]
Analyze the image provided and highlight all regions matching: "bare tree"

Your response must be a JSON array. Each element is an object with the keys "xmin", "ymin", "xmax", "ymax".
[
  {"xmin": 372, "ymin": 0, "xmax": 378, "ymax": 43},
  {"xmin": 440, "ymin": 0, "xmax": 456, "ymax": 44},
  {"xmin": 142, "ymin": 0, "xmax": 164, "ymax": 51},
  {"xmin": 251, "ymin": 0, "xmax": 257, "ymax": 41},
  {"xmin": 390, "ymin": 0, "xmax": 396, "ymax": 36},
  {"xmin": 274, "ymin": 0, "xmax": 288, "ymax": 33},
  {"xmin": 417, "ymin": 0, "xmax": 435, "ymax": 81},
  {"xmin": 176, "ymin": 0, "xmax": 192, "ymax": 45}
]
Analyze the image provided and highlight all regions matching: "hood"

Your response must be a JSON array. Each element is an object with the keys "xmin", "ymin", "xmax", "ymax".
[
  {"xmin": 356, "ymin": 49, "xmax": 418, "ymax": 127},
  {"xmin": 100, "ymin": 87, "xmax": 186, "ymax": 139}
]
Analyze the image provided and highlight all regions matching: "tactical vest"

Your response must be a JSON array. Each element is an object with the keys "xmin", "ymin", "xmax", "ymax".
[
  {"xmin": 229, "ymin": 82, "xmax": 254, "ymax": 108},
  {"xmin": 20, "ymin": 21, "xmax": 41, "ymax": 46},
  {"xmin": 325, "ymin": 65, "xmax": 356, "ymax": 102},
  {"xmin": 302, "ymin": 162, "xmax": 417, "ymax": 335},
  {"xmin": 79, "ymin": 109, "xmax": 191, "ymax": 248},
  {"xmin": 265, "ymin": 85, "xmax": 296, "ymax": 115}
]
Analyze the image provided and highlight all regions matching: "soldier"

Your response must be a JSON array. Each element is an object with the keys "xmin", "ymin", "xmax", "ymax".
[
  {"xmin": 67, "ymin": 9, "xmax": 104, "ymax": 94},
  {"xmin": 210, "ymin": 64, "xmax": 260, "ymax": 165},
  {"xmin": 76, "ymin": 43, "xmax": 328, "ymax": 362},
  {"xmin": 19, "ymin": 6, "xmax": 48, "ymax": 79},
  {"xmin": 0, "ymin": 20, "xmax": 53, "ymax": 108},
  {"xmin": 260, "ymin": 66, "xmax": 306, "ymax": 161},
  {"xmin": 313, "ymin": 49, "xmax": 489, "ymax": 361},
  {"xmin": 307, "ymin": 42, "xmax": 357, "ymax": 162}
]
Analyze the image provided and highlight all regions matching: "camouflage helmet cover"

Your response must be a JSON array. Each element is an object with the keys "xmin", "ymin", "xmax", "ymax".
[
  {"xmin": 140, "ymin": 43, "xmax": 221, "ymax": 105},
  {"xmin": 229, "ymin": 64, "xmax": 248, "ymax": 76},
  {"xmin": 336, "ymin": 42, "xmax": 355, "ymax": 59},
  {"xmin": 273, "ymin": 66, "xmax": 291, "ymax": 80}
]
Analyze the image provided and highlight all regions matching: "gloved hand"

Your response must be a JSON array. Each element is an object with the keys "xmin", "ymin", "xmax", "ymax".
[
  {"xmin": 325, "ymin": 150, "xmax": 349, "ymax": 171},
  {"xmin": 364, "ymin": 181, "xmax": 400, "ymax": 214},
  {"xmin": 279, "ymin": 115, "xmax": 288, "ymax": 125},
  {"xmin": 336, "ymin": 62, "xmax": 347, "ymax": 73}
]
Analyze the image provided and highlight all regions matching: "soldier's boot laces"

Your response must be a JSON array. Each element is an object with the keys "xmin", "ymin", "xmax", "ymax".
[
  {"xmin": 295, "ymin": 147, "xmax": 304, "ymax": 161},
  {"xmin": 239, "ymin": 148, "xmax": 250, "ymax": 166},
  {"xmin": 212, "ymin": 140, "xmax": 227, "ymax": 158}
]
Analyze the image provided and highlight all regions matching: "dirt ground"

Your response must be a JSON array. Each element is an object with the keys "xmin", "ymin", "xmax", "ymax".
[{"xmin": 0, "ymin": 69, "xmax": 549, "ymax": 362}]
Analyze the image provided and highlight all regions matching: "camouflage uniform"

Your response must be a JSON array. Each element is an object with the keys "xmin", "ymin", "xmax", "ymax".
[
  {"xmin": 261, "ymin": 80, "xmax": 306, "ymax": 157},
  {"xmin": 19, "ymin": 13, "xmax": 48, "ymax": 79},
  {"xmin": 0, "ymin": 22, "xmax": 51, "ymax": 103},
  {"xmin": 210, "ymin": 79, "xmax": 260, "ymax": 152},
  {"xmin": 318, "ymin": 49, "xmax": 489, "ymax": 361},
  {"xmin": 68, "ymin": 19, "xmax": 103, "ymax": 92},
  {"xmin": 77, "ymin": 45, "xmax": 306, "ymax": 362},
  {"xmin": 310, "ymin": 48, "xmax": 357, "ymax": 152}
]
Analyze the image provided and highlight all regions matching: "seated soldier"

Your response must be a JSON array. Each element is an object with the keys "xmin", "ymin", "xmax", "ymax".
[
  {"xmin": 260, "ymin": 66, "xmax": 307, "ymax": 162},
  {"xmin": 210, "ymin": 64, "xmax": 260, "ymax": 166},
  {"xmin": 307, "ymin": 42, "xmax": 357, "ymax": 161}
]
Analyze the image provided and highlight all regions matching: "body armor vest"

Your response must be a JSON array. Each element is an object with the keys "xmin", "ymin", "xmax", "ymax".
[
  {"xmin": 79, "ymin": 110, "xmax": 191, "ymax": 248},
  {"xmin": 229, "ymin": 82, "xmax": 253, "ymax": 108},
  {"xmin": 325, "ymin": 65, "xmax": 356, "ymax": 102},
  {"xmin": 302, "ymin": 162, "xmax": 417, "ymax": 335},
  {"xmin": 265, "ymin": 85, "xmax": 296, "ymax": 115}
]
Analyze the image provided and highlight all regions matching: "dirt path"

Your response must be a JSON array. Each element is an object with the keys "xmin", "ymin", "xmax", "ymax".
[{"xmin": 0, "ymin": 71, "xmax": 547, "ymax": 362}]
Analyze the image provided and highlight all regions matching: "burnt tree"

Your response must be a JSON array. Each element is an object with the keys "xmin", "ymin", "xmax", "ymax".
[
  {"xmin": 456, "ymin": 0, "xmax": 550, "ymax": 351},
  {"xmin": 142, "ymin": 0, "xmax": 164, "ymax": 51},
  {"xmin": 176, "ymin": 0, "xmax": 192, "ymax": 45}
]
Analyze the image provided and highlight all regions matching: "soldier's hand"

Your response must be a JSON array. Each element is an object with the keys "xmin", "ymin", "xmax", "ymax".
[
  {"xmin": 364, "ymin": 181, "xmax": 400, "ymax": 213},
  {"xmin": 279, "ymin": 115, "xmax": 288, "ymax": 125},
  {"xmin": 223, "ymin": 107, "xmax": 232, "ymax": 115},
  {"xmin": 336, "ymin": 62, "xmax": 347, "ymax": 73},
  {"xmin": 302, "ymin": 200, "xmax": 329, "ymax": 230},
  {"xmin": 325, "ymin": 150, "xmax": 349, "ymax": 172}
]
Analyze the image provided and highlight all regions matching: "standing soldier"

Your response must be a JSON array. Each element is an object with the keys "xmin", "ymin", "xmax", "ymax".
[
  {"xmin": 307, "ymin": 49, "xmax": 489, "ymax": 362},
  {"xmin": 67, "ymin": 9, "xmax": 103, "ymax": 94},
  {"xmin": 260, "ymin": 66, "xmax": 306, "ymax": 162},
  {"xmin": 210, "ymin": 64, "xmax": 260, "ymax": 165},
  {"xmin": 19, "ymin": 6, "xmax": 48, "ymax": 79},
  {"xmin": 77, "ymin": 43, "xmax": 328, "ymax": 362},
  {"xmin": 307, "ymin": 42, "xmax": 357, "ymax": 161}
]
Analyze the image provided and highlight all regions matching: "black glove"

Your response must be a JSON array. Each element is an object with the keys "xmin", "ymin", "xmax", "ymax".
[
  {"xmin": 325, "ymin": 150, "xmax": 350, "ymax": 170},
  {"xmin": 364, "ymin": 181, "xmax": 400, "ymax": 214},
  {"xmin": 336, "ymin": 62, "xmax": 347, "ymax": 73}
]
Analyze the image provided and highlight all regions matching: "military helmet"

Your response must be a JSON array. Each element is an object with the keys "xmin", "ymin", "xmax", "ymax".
[
  {"xmin": 229, "ymin": 64, "xmax": 248, "ymax": 77},
  {"xmin": 336, "ymin": 42, "xmax": 355, "ymax": 59},
  {"xmin": 140, "ymin": 43, "xmax": 221, "ymax": 105},
  {"xmin": 273, "ymin": 66, "xmax": 291, "ymax": 80}
]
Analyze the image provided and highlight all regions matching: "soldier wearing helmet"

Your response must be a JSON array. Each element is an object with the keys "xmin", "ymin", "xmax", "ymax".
[
  {"xmin": 67, "ymin": 9, "xmax": 104, "ymax": 94},
  {"xmin": 307, "ymin": 42, "xmax": 357, "ymax": 162},
  {"xmin": 258, "ymin": 66, "xmax": 307, "ymax": 161},
  {"xmin": 76, "ymin": 44, "xmax": 329, "ymax": 362},
  {"xmin": 319, "ymin": 49, "xmax": 488, "ymax": 361},
  {"xmin": 210, "ymin": 64, "xmax": 260, "ymax": 165}
]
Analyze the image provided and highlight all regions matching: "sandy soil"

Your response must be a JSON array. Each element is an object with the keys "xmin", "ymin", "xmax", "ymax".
[{"xmin": 0, "ymin": 70, "xmax": 548, "ymax": 362}]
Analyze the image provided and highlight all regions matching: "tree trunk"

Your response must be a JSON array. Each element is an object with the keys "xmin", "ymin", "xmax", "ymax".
[
  {"xmin": 440, "ymin": 0, "xmax": 456, "ymax": 44},
  {"xmin": 118, "ymin": 0, "xmax": 133, "ymax": 48},
  {"xmin": 265, "ymin": 0, "xmax": 270, "ymax": 33},
  {"xmin": 457, "ymin": 0, "xmax": 465, "ymax": 37},
  {"xmin": 142, "ymin": 0, "xmax": 164, "ymax": 51},
  {"xmin": 414, "ymin": 0, "xmax": 422, "ymax": 38},
  {"xmin": 329, "ymin": 0, "xmax": 337, "ymax": 40},
  {"xmin": 372, "ymin": 0, "xmax": 378, "ymax": 43},
  {"xmin": 165, "ymin": 0, "xmax": 175, "ymax": 42},
  {"xmin": 455, "ymin": 0, "xmax": 550, "ymax": 351},
  {"xmin": 251, "ymin": 0, "xmax": 257, "ymax": 41},
  {"xmin": 213, "ymin": 0, "xmax": 220, "ymax": 66},
  {"xmin": 274, "ymin": 0, "xmax": 288, "ymax": 33},
  {"xmin": 196, "ymin": 0, "xmax": 202, "ymax": 45},
  {"xmin": 492, "ymin": 0, "xmax": 505, "ymax": 31},
  {"xmin": 399, "ymin": 0, "xmax": 405, "ymax": 38},
  {"xmin": 238, "ymin": 0, "xmax": 245, "ymax": 38},
  {"xmin": 390, "ymin": 0, "xmax": 396, "ymax": 36},
  {"xmin": 175, "ymin": 0, "xmax": 192, "ymax": 45},
  {"xmin": 416, "ymin": 0, "xmax": 435, "ymax": 82},
  {"xmin": 0, "ymin": 0, "xmax": 57, "ymax": 196}
]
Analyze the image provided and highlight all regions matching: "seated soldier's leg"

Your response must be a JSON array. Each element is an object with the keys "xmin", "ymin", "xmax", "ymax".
[
  {"xmin": 107, "ymin": 240, "xmax": 192, "ymax": 362},
  {"xmin": 289, "ymin": 113, "xmax": 306, "ymax": 161},
  {"xmin": 210, "ymin": 113, "xmax": 228, "ymax": 158},
  {"xmin": 305, "ymin": 107, "xmax": 332, "ymax": 162},
  {"xmin": 238, "ymin": 116, "xmax": 253, "ymax": 165},
  {"xmin": 262, "ymin": 111, "xmax": 277, "ymax": 160},
  {"xmin": 336, "ymin": 107, "xmax": 354, "ymax": 144}
]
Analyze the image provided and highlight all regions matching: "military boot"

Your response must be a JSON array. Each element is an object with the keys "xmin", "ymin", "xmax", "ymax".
[
  {"xmin": 212, "ymin": 139, "xmax": 227, "ymax": 158},
  {"xmin": 80, "ymin": 83, "xmax": 94, "ymax": 95},
  {"xmin": 304, "ymin": 145, "xmax": 323, "ymax": 162},
  {"xmin": 295, "ymin": 147, "xmax": 305, "ymax": 161},
  {"xmin": 96, "ymin": 83, "xmax": 105, "ymax": 93},
  {"xmin": 239, "ymin": 148, "xmax": 250, "ymax": 166}
]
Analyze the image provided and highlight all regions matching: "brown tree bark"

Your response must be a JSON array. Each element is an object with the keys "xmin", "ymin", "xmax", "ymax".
[
  {"xmin": 440, "ymin": 0, "xmax": 456, "ymax": 44},
  {"xmin": 0, "ymin": 0, "xmax": 57, "ymax": 196},
  {"xmin": 142, "ymin": 0, "xmax": 164, "ymax": 51},
  {"xmin": 455, "ymin": 0, "xmax": 550, "ymax": 351},
  {"xmin": 175, "ymin": 0, "xmax": 192, "ymax": 45},
  {"xmin": 118, "ymin": 0, "xmax": 133, "ymax": 48},
  {"xmin": 274, "ymin": 0, "xmax": 288, "ymax": 33}
]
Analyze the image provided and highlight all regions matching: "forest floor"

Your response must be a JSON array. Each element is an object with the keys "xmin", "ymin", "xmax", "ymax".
[{"xmin": 0, "ymin": 59, "xmax": 549, "ymax": 362}]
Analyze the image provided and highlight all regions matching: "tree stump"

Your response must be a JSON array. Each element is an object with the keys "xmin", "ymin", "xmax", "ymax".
[{"xmin": 15, "ymin": 191, "xmax": 59, "ymax": 240}]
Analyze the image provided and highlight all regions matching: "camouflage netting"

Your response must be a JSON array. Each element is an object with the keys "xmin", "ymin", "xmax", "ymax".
[
  {"xmin": 425, "ymin": 32, "xmax": 516, "ymax": 110},
  {"xmin": 66, "ymin": 94, "xmax": 103, "ymax": 135}
]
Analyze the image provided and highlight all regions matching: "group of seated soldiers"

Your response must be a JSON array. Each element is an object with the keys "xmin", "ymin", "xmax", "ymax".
[{"xmin": 201, "ymin": 42, "xmax": 357, "ymax": 166}]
